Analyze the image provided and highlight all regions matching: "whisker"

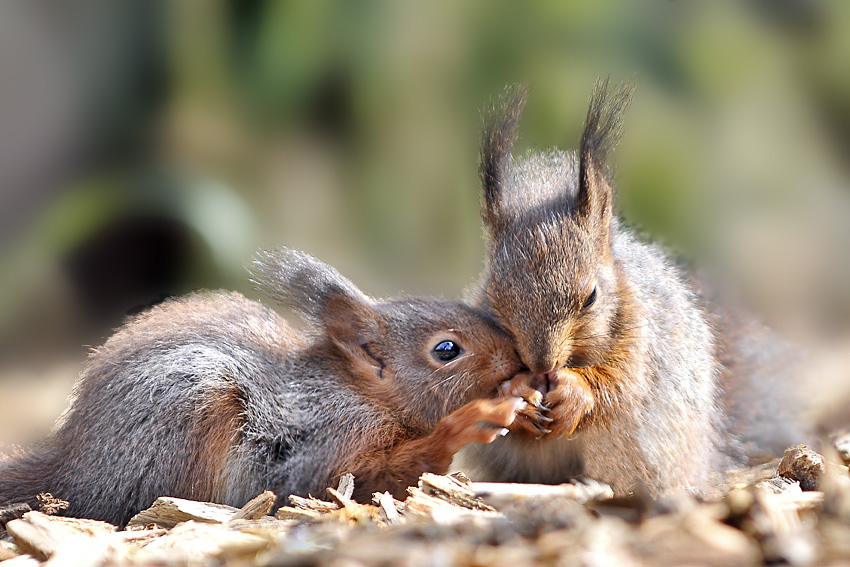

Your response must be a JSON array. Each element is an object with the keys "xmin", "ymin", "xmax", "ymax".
[{"xmin": 424, "ymin": 352, "xmax": 470, "ymax": 381}]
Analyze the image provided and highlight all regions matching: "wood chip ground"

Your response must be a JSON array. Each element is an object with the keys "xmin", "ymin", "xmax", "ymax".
[{"xmin": 2, "ymin": 444, "xmax": 850, "ymax": 566}]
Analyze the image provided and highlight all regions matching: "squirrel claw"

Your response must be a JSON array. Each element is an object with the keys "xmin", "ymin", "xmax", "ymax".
[
  {"xmin": 525, "ymin": 394, "xmax": 546, "ymax": 409},
  {"xmin": 523, "ymin": 410, "xmax": 553, "ymax": 424},
  {"xmin": 530, "ymin": 422, "xmax": 552, "ymax": 435}
]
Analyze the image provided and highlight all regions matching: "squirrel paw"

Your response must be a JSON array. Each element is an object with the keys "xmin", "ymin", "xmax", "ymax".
[
  {"xmin": 498, "ymin": 373, "xmax": 554, "ymax": 437},
  {"xmin": 437, "ymin": 397, "xmax": 526, "ymax": 451},
  {"xmin": 543, "ymin": 370, "xmax": 595, "ymax": 436}
]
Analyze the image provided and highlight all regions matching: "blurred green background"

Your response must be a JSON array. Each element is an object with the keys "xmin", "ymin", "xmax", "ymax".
[{"xmin": 1, "ymin": 0, "xmax": 850, "ymax": 441}]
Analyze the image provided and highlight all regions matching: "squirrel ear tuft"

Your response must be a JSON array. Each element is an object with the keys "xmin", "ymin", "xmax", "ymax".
[
  {"xmin": 251, "ymin": 248, "xmax": 383, "ymax": 376},
  {"xmin": 480, "ymin": 84, "xmax": 528, "ymax": 231},
  {"xmin": 250, "ymin": 248, "xmax": 373, "ymax": 327},
  {"xmin": 576, "ymin": 78, "xmax": 634, "ymax": 227}
]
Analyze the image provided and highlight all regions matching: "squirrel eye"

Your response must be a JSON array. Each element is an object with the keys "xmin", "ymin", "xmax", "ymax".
[
  {"xmin": 432, "ymin": 340, "xmax": 462, "ymax": 362},
  {"xmin": 582, "ymin": 286, "xmax": 597, "ymax": 310}
]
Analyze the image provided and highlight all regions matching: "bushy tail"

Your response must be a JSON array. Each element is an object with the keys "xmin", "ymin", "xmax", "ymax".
[
  {"xmin": 0, "ymin": 446, "xmax": 61, "ymax": 511},
  {"xmin": 716, "ymin": 311, "xmax": 816, "ymax": 463}
]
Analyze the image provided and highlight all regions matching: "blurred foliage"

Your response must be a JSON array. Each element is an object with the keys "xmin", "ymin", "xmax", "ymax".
[{"xmin": 1, "ymin": 0, "xmax": 850, "ymax": 359}]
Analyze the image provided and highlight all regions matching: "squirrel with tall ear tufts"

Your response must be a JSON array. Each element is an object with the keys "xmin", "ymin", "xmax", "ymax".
[
  {"xmin": 0, "ymin": 248, "xmax": 527, "ymax": 526},
  {"xmin": 453, "ymin": 79, "xmax": 812, "ymax": 496}
]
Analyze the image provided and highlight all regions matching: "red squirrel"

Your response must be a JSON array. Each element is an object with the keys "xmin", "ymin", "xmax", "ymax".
[
  {"xmin": 453, "ymin": 80, "xmax": 810, "ymax": 495},
  {"xmin": 0, "ymin": 248, "xmax": 528, "ymax": 526}
]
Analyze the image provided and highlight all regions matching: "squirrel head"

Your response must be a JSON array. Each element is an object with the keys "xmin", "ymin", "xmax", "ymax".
[
  {"xmin": 252, "ymin": 248, "xmax": 522, "ymax": 428},
  {"xmin": 478, "ymin": 80, "xmax": 634, "ymax": 374}
]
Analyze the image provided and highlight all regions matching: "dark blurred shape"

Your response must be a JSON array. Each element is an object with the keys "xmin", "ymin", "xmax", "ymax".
[
  {"xmin": 62, "ymin": 214, "xmax": 207, "ymax": 329},
  {"xmin": 304, "ymin": 67, "xmax": 355, "ymax": 142},
  {"xmin": 746, "ymin": 0, "xmax": 823, "ymax": 34}
]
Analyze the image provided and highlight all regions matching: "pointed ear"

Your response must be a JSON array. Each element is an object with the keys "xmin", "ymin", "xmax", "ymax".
[
  {"xmin": 250, "ymin": 248, "xmax": 370, "ymax": 326},
  {"xmin": 322, "ymin": 293, "xmax": 386, "ymax": 379},
  {"xmin": 250, "ymin": 248, "xmax": 384, "ymax": 378},
  {"xmin": 576, "ymin": 78, "xmax": 634, "ymax": 239},
  {"xmin": 480, "ymin": 84, "xmax": 528, "ymax": 232}
]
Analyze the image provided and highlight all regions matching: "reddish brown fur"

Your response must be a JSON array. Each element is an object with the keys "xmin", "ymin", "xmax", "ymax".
[
  {"xmin": 183, "ymin": 382, "xmax": 246, "ymax": 501},
  {"xmin": 499, "ymin": 257, "xmax": 643, "ymax": 436},
  {"xmin": 340, "ymin": 397, "xmax": 524, "ymax": 501}
]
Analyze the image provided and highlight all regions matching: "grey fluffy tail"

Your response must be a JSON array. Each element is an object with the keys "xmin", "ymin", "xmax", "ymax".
[
  {"xmin": 0, "ymin": 447, "xmax": 60, "ymax": 511},
  {"xmin": 716, "ymin": 311, "xmax": 816, "ymax": 462}
]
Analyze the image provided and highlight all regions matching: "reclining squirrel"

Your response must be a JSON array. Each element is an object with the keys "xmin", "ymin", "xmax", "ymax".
[
  {"xmin": 453, "ymin": 80, "xmax": 808, "ymax": 495},
  {"xmin": 0, "ymin": 248, "xmax": 526, "ymax": 526}
]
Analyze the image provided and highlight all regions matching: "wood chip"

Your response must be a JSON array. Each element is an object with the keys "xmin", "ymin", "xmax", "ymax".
[
  {"xmin": 754, "ymin": 481, "xmax": 824, "ymax": 512},
  {"xmin": 418, "ymin": 472, "xmax": 495, "ymax": 511},
  {"xmin": 228, "ymin": 516, "xmax": 296, "ymax": 534},
  {"xmin": 43, "ymin": 527, "xmax": 167, "ymax": 567},
  {"xmin": 404, "ymin": 486, "xmax": 503, "ymax": 524},
  {"xmin": 131, "ymin": 520, "xmax": 270, "ymax": 564},
  {"xmin": 337, "ymin": 472, "xmax": 355, "ymax": 500},
  {"xmin": 276, "ymin": 493, "xmax": 340, "ymax": 521},
  {"xmin": 723, "ymin": 459, "xmax": 781, "ymax": 491},
  {"xmin": 377, "ymin": 491, "xmax": 403, "ymax": 525},
  {"xmin": 287, "ymin": 494, "xmax": 339, "ymax": 512},
  {"xmin": 777, "ymin": 445, "xmax": 825, "ymax": 491},
  {"xmin": 0, "ymin": 540, "xmax": 21, "ymax": 561},
  {"xmin": 229, "ymin": 491, "xmax": 277, "ymax": 521},
  {"xmin": 36, "ymin": 492, "xmax": 69, "ymax": 516},
  {"xmin": 4, "ymin": 511, "xmax": 115, "ymax": 561},
  {"xmin": 638, "ymin": 508, "xmax": 763, "ymax": 567},
  {"xmin": 274, "ymin": 506, "xmax": 327, "ymax": 522},
  {"xmin": 126, "ymin": 496, "xmax": 241, "ymax": 529},
  {"xmin": 470, "ymin": 479, "xmax": 614, "ymax": 507},
  {"xmin": 327, "ymin": 486, "xmax": 358, "ymax": 511},
  {"xmin": 2, "ymin": 458, "xmax": 849, "ymax": 566},
  {"xmin": 0, "ymin": 554, "xmax": 42, "ymax": 567}
]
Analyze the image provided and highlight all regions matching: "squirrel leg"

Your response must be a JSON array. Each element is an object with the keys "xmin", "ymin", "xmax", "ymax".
[
  {"xmin": 542, "ymin": 370, "xmax": 595, "ymax": 437},
  {"xmin": 348, "ymin": 397, "xmax": 525, "ymax": 501}
]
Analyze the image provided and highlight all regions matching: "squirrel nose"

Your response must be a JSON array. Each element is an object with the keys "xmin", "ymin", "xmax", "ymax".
[
  {"xmin": 527, "ymin": 357, "xmax": 559, "ymax": 375},
  {"xmin": 521, "ymin": 341, "xmax": 561, "ymax": 374}
]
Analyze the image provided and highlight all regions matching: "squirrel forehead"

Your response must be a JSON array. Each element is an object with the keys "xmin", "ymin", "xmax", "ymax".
[
  {"xmin": 492, "ymin": 214, "xmax": 598, "ymax": 273},
  {"xmin": 488, "ymin": 226, "xmax": 599, "ymax": 304},
  {"xmin": 500, "ymin": 150, "xmax": 580, "ymax": 214},
  {"xmin": 378, "ymin": 299, "xmax": 506, "ymax": 336}
]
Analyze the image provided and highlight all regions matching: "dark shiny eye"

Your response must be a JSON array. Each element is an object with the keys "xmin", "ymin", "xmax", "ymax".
[
  {"xmin": 432, "ymin": 340, "xmax": 462, "ymax": 362},
  {"xmin": 582, "ymin": 286, "xmax": 597, "ymax": 310}
]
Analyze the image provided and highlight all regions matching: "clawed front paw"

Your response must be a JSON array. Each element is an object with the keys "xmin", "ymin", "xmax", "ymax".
[
  {"xmin": 543, "ymin": 370, "xmax": 594, "ymax": 436},
  {"xmin": 498, "ymin": 372, "xmax": 553, "ymax": 437},
  {"xmin": 438, "ymin": 397, "xmax": 527, "ymax": 452},
  {"xmin": 498, "ymin": 370, "xmax": 594, "ymax": 438}
]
